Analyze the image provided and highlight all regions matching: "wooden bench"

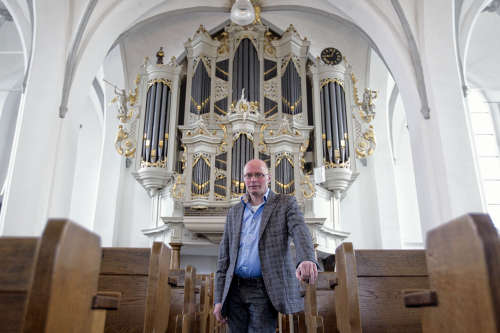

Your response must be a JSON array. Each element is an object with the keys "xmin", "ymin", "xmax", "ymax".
[
  {"xmin": 278, "ymin": 272, "xmax": 337, "ymax": 333},
  {"xmin": 176, "ymin": 266, "xmax": 198, "ymax": 333},
  {"xmin": 98, "ymin": 242, "xmax": 171, "ymax": 333},
  {"xmin": 0, "ymin": 219, "xmax": 119, "ymax": 333},
  {"xmin": 404, "ymin": 213, "xmax": 500, "ymax": 332},
  {"xmin": 335, "ymin": 243, "xmax": 429, "ymax": 332}
]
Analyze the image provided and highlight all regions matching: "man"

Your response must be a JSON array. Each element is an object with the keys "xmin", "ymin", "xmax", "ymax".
[{"xmin": 214, "ymin": 159, "xmax": 318, "ymax": 332}]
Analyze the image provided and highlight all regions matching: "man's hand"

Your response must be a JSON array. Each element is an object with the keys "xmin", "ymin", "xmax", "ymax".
[
  {"xmin": 213, "ymin": 303, "xmax": 227, "ymax": 324},
  {"xmin": 296, "ymin": 260, "xmax": 318, "ymax": 284}
]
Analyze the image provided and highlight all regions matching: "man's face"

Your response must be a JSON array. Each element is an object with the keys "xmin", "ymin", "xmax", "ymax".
[{"xmin": 243, "ymin": 160, "xmax": 270, "ymax": 198}]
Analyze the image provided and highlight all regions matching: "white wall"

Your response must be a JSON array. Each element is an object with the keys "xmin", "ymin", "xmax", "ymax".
[
  {"xmin": 369, "ymin": 50, "xmax": 403, "ymax": 249},
  {"xmin": 341, "ymin": 164, "xmax": 382, "ymax": 249},
  {"xmin": 68, "ymin": 97, "xmax": 102, "ymax": 230},
  {"xmin": 181, "ymin": 254, "xmax": 218, "ymax": 275},
  {"xmin": 392, "ymin": 95, "xmax": 423, "ymax": 248},
  {"xmin": 92, "ymin": 45, "xmax": 128, "ymax": 246}
]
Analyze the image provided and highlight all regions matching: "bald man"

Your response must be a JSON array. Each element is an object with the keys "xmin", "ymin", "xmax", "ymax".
[{"xmin": 214, "ymin": 159, "xmax": 318, "ymax": 332}]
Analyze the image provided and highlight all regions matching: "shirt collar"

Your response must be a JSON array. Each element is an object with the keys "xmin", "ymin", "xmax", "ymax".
[{"xmin": 241, "ymin": 188, "xmax": 270, "ymax": 206}]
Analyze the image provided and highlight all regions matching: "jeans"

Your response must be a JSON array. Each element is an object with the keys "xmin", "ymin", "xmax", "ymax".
[{"xmin": 225, "ymin": 276, "xmax": 278, "ymax": 333}]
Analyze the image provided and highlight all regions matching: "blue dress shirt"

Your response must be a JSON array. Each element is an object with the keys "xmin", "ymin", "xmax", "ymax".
[{"xmin": 234, "ymin": 189, "xmax": 270, "ymax": 278}]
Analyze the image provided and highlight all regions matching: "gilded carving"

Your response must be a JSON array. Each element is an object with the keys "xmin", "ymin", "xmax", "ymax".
[{"xmin": 115, "ymin": 125, "xmax": 136, "ymax": 158}]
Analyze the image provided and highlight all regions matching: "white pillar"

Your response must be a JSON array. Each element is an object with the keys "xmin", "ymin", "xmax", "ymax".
[
  {"xmin": 0, "ymin": 0, "xmax": 69, "ymax": 235},
  {"xmin": 92, "ymin": 45, "xmax": 126, "ymax": 246},
  {"xmin": 369, "ymin": 50, "xmax": 403, "ymax": 248},
  {"xmin": 407, "ymin": 0, "xmax": 484, "ymax": 235}
]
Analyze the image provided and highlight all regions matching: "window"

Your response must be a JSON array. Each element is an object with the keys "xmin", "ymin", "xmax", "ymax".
[{"xmin": 467, "ymin": 89, "xmax": 500, "ymax": 228}]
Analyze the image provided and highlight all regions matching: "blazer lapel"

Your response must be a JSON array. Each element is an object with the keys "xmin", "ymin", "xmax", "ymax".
[
  {"xmin": 258, "ymin": 191, "xmax": 279, "ymax": 241},
  {"xmin": 232, "ymin": 202, "xmax": 245, "ymax": 257}
]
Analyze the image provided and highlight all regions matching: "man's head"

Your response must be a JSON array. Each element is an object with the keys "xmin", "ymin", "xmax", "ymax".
[{"xmin": 243, "ymin": 159, "xmax": 270, "ymax": 200}]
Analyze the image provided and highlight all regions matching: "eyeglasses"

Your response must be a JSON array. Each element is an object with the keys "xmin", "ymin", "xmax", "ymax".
[{"xmin": 243, "ymin": 172, "xmax": 268, "ymax": 180}]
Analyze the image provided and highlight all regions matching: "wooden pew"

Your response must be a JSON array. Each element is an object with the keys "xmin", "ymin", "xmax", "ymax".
[
  {"xmin": 199, "ymin": 275, "xmax": 210, "ymax": 333},
  {"xmin": 98, "ymin": 242, "xmax": 171, "ymax": 333},
  {"xmin": 404, "ymin": 213, "xmax": 500, "ymax": 332},
  {"xmin": 178, "ymin": 266, "xmax": 198, "ymax": 333},
  {"xmin": 279, "ymin": 272, "xmax": 337, "ymax": 333},
  {"xmin": 335, "ymin": 243, "xmax": 429, "ymax": 332},
  {"xmin": 315, "ymin": 272, "xmax": 337, "ymax": 333},
  {"xmin": 0, "ymin": 219, "xmax": 119, "ymax": 333}
]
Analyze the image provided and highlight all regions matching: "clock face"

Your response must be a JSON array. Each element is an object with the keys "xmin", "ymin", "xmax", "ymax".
[{"xmin": 321, "ymin": 47, "xmax": 342, "ymax": 65}]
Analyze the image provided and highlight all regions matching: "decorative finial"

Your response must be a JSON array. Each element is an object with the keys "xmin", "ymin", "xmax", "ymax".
[{"xmin": 156, "ymin": 47, "xmax": 165, "ymax": 65}]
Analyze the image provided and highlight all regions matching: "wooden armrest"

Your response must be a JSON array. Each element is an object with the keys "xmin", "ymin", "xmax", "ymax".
[
  {"xmin": 92, "ymin": 291, "xmax": 121, "ymax": 310},
  {"xmin": 403, "ymin": 289, "xmax": 438, "ymax": 308}
]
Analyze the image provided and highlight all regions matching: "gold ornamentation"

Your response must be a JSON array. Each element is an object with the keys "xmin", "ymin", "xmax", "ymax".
[
  {"xmin": 180, "ymin": 145, "xmax": 187, "ymax": 171},
  {"xmin": 355, "ymin": 125, "xmax": 376, "ymax": 158},
  {"xmin": 275, "ymin": 153, "xmax": 294, "ymax": 167},
  {"xmin": 191, "ymin": 96, "xmax": 211, "ymax": 112},
  {"xmin": 214, "ymin": 103, "xmax": 227, "ymax": 115},
  {"xmin": 216, "ymin": 66, "xmax": 229, "ymax": 76},
  {"xmin": 324, "ymin": 159, "xmax": 350, "ymax": 169},
  {"xmin": 275, "ymin": 179, "xmax": 295, "ymax": 190},
  {"xmin": 140, "ymin": 159, "xmax": 167, "ymax": 168},
  {"xmin": 264, "ymin": 104, "xmax": 277, "ymax": 116},
  {"xmin": 259, "ymin": 124, "xmax": 268, "ymax": 152},
  {"xmin": 252, "ymin": 1, "xmax": 262, "ymax": 24},
  {"xmin": 264, "ymin": 32, "xmax": 276, "ymax": 56},
  {"xmin": 128, "ymin": 74, "xmax": 141, "ymax": 106},
  {"xmin": 115, "ymin": 125, "xmax": 136, "ymax": 158},
  {"xmin": 264, "ymin": 64, "xmax": 277, "ymax": 76},
  {"xmin": 193, "ymin": 154, "xmax": 211, "ymax": 168},
  {"xmin": 358, "ymin": 88, "xmax": 378, "ymax": 122},
  {"xmin": 192, "ymin": 180, "xmax": 210, "ymax": 190},
  {"xmin": 351, "ymin": 72, "xmax": 361, "ymax": 106},
  {"xmin": 320, "ymin": 78, "xmax": 344, "ymax": 88},
  {"xmin": 172, "ymin": 174, "xmax": 185, "ymax": 200},
  {"xmin": 282, "ymin": 96, "xmax": 302, "ymax": 112},
  {"xmin": 147, "ymin": 78, "xmax": 172, "ymax": 89},
  {"xmin": 219, "ymin": 124, "xmax": 228, "ymax": 152},
  {"xmin": 300, "ymin": 139, "xmax": 309, "ymax": 153},
  {"xmin": 302, "ymin": 175, "xmax": 315, "ymax": 199},
  {"xmin": 216, "ymin": 32, "xmax": 229, "ymax": 55}
]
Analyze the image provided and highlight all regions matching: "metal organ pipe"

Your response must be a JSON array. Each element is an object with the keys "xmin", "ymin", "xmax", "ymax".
[
  {"xmin": 141, "ymin": 82, "xmax": 172, "ymax": 165},
  {"xmin": 340, "ymin": 87, "xmax": 349, "ymax": 162},
  {"xmin": 329, "ymin": 83, "xmax": 340, "ymax": 162}
]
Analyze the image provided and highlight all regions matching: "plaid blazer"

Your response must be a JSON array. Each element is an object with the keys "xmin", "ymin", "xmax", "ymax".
[{"xmin": 214, "ymin": 191, "xmax": 317, "ymax": 314}]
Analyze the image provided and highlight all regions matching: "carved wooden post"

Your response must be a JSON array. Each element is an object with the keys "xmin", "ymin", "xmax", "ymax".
[{"xmin": 169, "ymin": 242, "xmax": 182, "ymax": 269}]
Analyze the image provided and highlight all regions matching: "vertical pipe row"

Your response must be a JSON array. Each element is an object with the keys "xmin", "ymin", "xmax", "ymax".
[
  {"xmin": 340, "ymin": 87, "xmax": 349, "ymax": 162},
  {"xmin": 232, "ymin": 39, "xmax": 260, "ymax": 104},
  {"xmin": 142, "ymin": 87, "xmax": 153, "ymax": 161},
  {"xmin": 319, "ymin": 80, "xmax": 350, "ymax": 166},
  {"xmin": 329, "ymin": 82, "xmax": 340, "ymax": 163},
  {"xmin": 158, "ymin": 85, "xmax": 167, "ymax": 160}
]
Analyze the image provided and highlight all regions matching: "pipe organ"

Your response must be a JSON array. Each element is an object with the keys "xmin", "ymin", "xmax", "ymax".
[{"xmin": 129, "ymin": 19, "xmax": 377, "ymax": 256}]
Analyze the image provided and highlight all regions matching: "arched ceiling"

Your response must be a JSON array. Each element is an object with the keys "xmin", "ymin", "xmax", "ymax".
[
  {"xmin": 118, "ymin": 8, "xmax": 372, "ymax": 92},
  {"xmin": 0, "ymin": 2, "xmax": 23, "ymax": 91},
  {"xmin": 466, "ymin": 8, "xmax": 500, "ymax": 98}
]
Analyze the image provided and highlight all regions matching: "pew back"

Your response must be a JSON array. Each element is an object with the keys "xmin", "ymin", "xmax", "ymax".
[
  {"xmin": 0, "ymin": 238, "xmax": 38, "ymax": 333},
  {"xmin": 98, "ymin": 242, "xmax": 171, "ymax": 333},
  {"xmin": 335, "ymin": 243, "xmax": 428, "ymax": 333},
  {"xmin": 421, "ymin": 213, "xmax": 500, "ymax": 332},
  {"xmin": 0, "ymin": 220, "xmax": 102, "ymax": 333}
]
